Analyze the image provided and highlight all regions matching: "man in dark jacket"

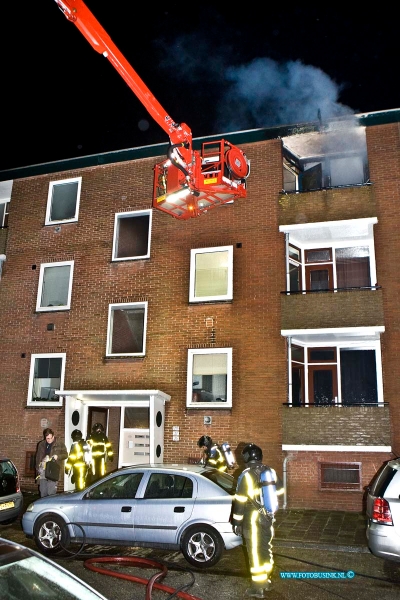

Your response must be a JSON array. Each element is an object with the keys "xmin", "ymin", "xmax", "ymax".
[
  {"xmin": 35, "ymin": 428, "xmax": 68, "ymax": 497},
  {"xmin": 232, "ymin": 443, "xmax": 284, "ymax": 598}
]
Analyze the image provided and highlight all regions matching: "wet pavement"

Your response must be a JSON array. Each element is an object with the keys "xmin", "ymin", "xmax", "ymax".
[
  {"xmin": 3, "ymin": 493, "xmax": 392, "ymax": 600},
  {"xmin": 274, "ymin": 508, "xmax": 368, "ymax": 552}
]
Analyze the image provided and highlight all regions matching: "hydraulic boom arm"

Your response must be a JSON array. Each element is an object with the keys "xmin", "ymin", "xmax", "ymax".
[{"xmin": 53, "ymin": 0, "xmax": 249, "ymax": 219}]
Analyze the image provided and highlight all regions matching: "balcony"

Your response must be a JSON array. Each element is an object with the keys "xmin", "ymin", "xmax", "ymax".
[
  {"xmin": 278, "ymin": 185, "xmax": 375, "ymax": 227},
  {"xmin": 281, "ymin": 287, "xmax": 383, "ymax": 330},
  {"xmin": 282, "ymin": 403, "xmax": 391, "ymax": 446}
]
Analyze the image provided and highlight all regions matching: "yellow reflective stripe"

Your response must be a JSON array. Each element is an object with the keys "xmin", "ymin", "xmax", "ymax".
[
  {"xmin": 252, "ymin": 574, "xmax": 269, "ymax": 582},
  {"xmin": 276, "ymin": 488, "xmax": 285, "ymax": 495},
  {"xmin": 232, "ymin": 513, "xmax": 243, "ymax": 521},
  {"xmin": 234, "ymin": 494, "xmax": 247, "ymax": 503},
  {"xmin": 245, "ymin": 471, "xmax": 256, "ymax": 499}
]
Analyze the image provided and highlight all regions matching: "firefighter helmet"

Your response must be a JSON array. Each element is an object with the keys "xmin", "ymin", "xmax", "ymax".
[
  {"xmin": 92, "ymin": 423, "xmax": 104, "ymax": 434},
  {"xmin": 71, "ymin": 429, "xmax": 83, "ymax": 442},
  {"xmin": 198, "ymin": 435, "xmax": 212, "ymax": 449},
  {"xmin": 242, "ymin": 443, "xmax": 263, "ymax": 463}
]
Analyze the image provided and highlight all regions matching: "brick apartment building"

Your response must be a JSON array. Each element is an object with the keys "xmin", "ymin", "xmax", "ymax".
[{"xmin": 0, "ymin": 108, "xmax": 399, "ymax": 511}]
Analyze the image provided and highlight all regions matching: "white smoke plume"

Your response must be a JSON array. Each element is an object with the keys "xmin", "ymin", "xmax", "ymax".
[
  {"xmin": 158, "ymin": 35, "xmax": 354, "ymax": 132},
  {"xmin": 218, "ymin": 57, "xmax": 354, "ymax": 131}
]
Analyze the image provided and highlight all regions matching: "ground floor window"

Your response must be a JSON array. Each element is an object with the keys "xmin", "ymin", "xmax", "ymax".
[
  {"xmin": 27, "ymin": 353, "xmax": 66, "ymax": 406},
  {"xmin": 319, "ymin": 462, "xmax": 361, "ymax": 491}
]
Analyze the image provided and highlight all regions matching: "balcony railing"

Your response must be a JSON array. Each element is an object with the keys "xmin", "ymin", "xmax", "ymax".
[{"xmin": 282, "ymin": 403, "xmax": 391, "ymax": 447}]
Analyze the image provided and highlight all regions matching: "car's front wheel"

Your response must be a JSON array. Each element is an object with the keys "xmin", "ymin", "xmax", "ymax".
[
  {"xmin": 181, "ymin": 524, "xmax": 224, "ymax": 568},
  {"xmin": 33, "ymin": 513, "xmax": 70, "ymax": 556}
]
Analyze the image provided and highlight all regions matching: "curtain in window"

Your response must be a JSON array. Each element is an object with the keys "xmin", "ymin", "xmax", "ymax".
[
  {"xmin": 336, "ymin": 247, "xmax": 370, "ymax": 288},
  {"xmin": 340, "ymin": 349, "xmax": 377, "ymax": 404}
]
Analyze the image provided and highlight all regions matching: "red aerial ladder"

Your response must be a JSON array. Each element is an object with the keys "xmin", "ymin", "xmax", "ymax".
[{"xmin": 53, "ymin": 0, "xmax": 250, "ymax": 220}]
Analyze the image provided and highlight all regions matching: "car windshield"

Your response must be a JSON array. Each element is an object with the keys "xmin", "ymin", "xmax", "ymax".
[
  {"xmin": 0, "ymin": 554, "xmax": 103, "ymax": 599},
  {"xmin": 201, "ymin": 469, "xmax": 236, "ymax": 495}
]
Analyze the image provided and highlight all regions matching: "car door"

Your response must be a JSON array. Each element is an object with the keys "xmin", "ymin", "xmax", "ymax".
[
  {"xmin": 133, "ymin": 472, "xmax": 196, "ymax": 544},
  {"xmin": 79, "ymin": 471, "xmax": 144, "ymax": 543}
]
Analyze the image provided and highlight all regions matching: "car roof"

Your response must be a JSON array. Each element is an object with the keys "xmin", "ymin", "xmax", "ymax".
[{"xmin": 121, "ymin": 463, "xmax": 209, "ymax": 475}]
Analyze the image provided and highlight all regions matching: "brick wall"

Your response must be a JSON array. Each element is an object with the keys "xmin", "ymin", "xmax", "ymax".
[
  {"xmin": 285, "ymin": 450, "xmax": 392, "ymax": 511},
  {"xmin": 278, "ymin": 185, "xmax": 376, "ymax": 226},
  {"xmin": 0, "ymin": 139, "xmax": 287, "ymax": 486},
  {"xmin": 282, "ymin": 405, "xmax": 391, "ymax": 446},
  {"xmin": 281, "ymin": 288, "xmax": 384, "ymax": 330}
]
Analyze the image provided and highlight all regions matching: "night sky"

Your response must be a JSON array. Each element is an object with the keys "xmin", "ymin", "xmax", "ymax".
[{"xmin": 1, "ymin": 2, "xmax": 398, "ymax": 172}]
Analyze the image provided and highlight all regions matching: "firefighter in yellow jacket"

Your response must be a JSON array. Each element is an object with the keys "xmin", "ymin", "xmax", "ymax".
[
  {"xmin": 87, "ymin": 423, "xmax": 113, "ymax": 483},
  {"xmin": 65, "ymin": 429, "xmax": 91, "ymax": 491},
  {"xmin": 232, "ymin": 443, "xmax": 284, "ymax": 598}
]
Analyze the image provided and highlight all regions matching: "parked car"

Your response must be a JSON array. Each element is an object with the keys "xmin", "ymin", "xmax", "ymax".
[
  {"xmin": 366, "ymin": 458, "xmax": 400, "ymax": 562},
  {"xmin": 0, "ymin": 537, "xmax": 109, "ymax": 599},
  {"xmin": 22, "ymin": 463, "xmax": 241, "ymax": 568},
  {"xmin": 0, "ymin": 457, "xmax": 23, "ymax": 525}
]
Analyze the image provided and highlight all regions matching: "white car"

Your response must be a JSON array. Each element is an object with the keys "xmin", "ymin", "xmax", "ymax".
[
  {"xmin": 0, "ymin": 537, "xmax": 109, "ymax": 599},
  {"xmin": 366, "ymin": 458, "xmax": 400, "ymax": 562},
  {"xmin": 22, "ymin": 463, "xmax": 241, "ymax": 568}
]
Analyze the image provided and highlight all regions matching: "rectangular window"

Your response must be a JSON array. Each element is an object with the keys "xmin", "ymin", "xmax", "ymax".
[
  {"xmin": 112, "ymin": 210, "xmax": 152, "ymax": 261},
  {"xmin": 336, "ymin": 247, "xmax": 370, "ymax": 288},
  {"xmin": 0, "ymin": 202, "xmax": 9, "ymax": 228},
  {"xmin": 340, "ymin": 349, "xmax": 377, "ymax": 404},
  {"xmin": 319, "ymin": 462, "xmax": 361, "ymax": 491},
  {"xmin": 189, "ymin": 246, "xmax": 233, "ymax": 302},
  {"xmin": 106, "ymin": 302, "xmax": 148, "ymax": 356},
  {"xmin": 45, "ymin": 177, "xmax": 81, "ymax": 225},
  {"xmin": 36, "ymin": 261, "xmax": 74, "ymax": 311},
  {"xmin": 27, "ymin": 353, "xmax": 66, "ymax": 406},
  {"xmin": 187, "ymin": 348, "xmax": 232, "ymax": 408},
  {"xmin": 289, "ymin": 343, "xmax": 381, "ymax": 406}
]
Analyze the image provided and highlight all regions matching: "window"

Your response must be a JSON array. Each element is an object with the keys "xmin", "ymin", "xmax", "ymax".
[
  {"xmin": 112, "ymin": 210, "xmax": 152, "ymax": 261},
  {"xmin": 319, "ymin": 462, "xmax": 361, "ymax": 491},
  {"xmin": 45, "ymin": 177, "xmax": 81, "ymax": 225},
  {"xmin": 336, "ymin": 247, "xmax": 370, "ymax": 288},
  {"xmin": 87, "ymin": 473, "xmax": 144, "ymax": 500},
  {"xmin": 289, "ymin": 343, "xmax": 382, "ymax": 405},
  {"xmin": 189, "ymin": 246, "xmax": 233, "ymax": 302},
  {"xmin": 36, "ymin": 261, "xmax": 74, "ymax": 311},
  {"xmin": 144, "ymin": 473, "xmax": 193, "ymax": 499},
  {"xmin": 0, "ymin": 202, "xmax": 9, "ymax": 228},
  {"xmin": 106, "ymin": 302, "xmax": 148, "ymax": 356},
  {"xmin": 289, "ymin": 245, "xmax": 302, "ymax": 292},
  {"xmin": 27, "ymin": 353, "xmax": 66, "ymax": 406},
  {"xmin": 187, "ymin": 348, "xmax": 232, "ymax": 408}
]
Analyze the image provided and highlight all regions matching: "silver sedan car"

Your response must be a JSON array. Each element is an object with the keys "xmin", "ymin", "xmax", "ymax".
[{"xmin": 22, "ymin": 463, "xmax": 241, "ymax": 568}]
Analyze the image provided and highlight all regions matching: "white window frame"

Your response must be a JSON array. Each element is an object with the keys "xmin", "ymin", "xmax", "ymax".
[
  {"xmin": 27, "ymin": 353, "xmax": 66, "ymax": 407},
  {"xmin": 285, "ymin": 335, "xmax": 384, "ymax": 406},
  {"xmin": 280, "ymin": 218, "xmax": 378, "ymax": 293},
  {"xmin": 189, "ymin": 246, "xmax": 233, "ymax": 303},
  {"xmin": 0, "ymin": 201, "xmax": 9, "ymax": 228},
  {"xmin": 187, "ymin": 348, "xmax": 233, "ymax": 409},
  {"xmin": 45, "ymin": 177, "xmax": 82, "ymax": 225},
  {"xmin": 36, "ymin": 261, "xmax": 74, "ymax": 312},
  {"xmin": 112, "ymin": 209, "xmax": 152, "ymax": 261},
  {"xmin": 106, "ymin": 302, "xmax": 148, "ymax": 357}
]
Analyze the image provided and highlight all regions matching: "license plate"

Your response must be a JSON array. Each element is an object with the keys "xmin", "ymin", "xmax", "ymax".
[{"xmin": 0, "ymin": 501, "xmax": 14, "ymax": 511}]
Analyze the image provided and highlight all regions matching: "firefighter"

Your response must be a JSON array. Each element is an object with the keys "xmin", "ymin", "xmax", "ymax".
[
  {"xmin": 231, "ymin": 443, "xmax": 284, "ymax": 598},
  {"xmin": 87, "ymin": 423, "xmax": 113, "ymax": 483},
  {"xmin": 65, "ymin": 429, "xmax": 91, "ymax": 491},
  {"xmin": 197, "ymin": 435, "xmax": 235, "ymax": 472}
]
